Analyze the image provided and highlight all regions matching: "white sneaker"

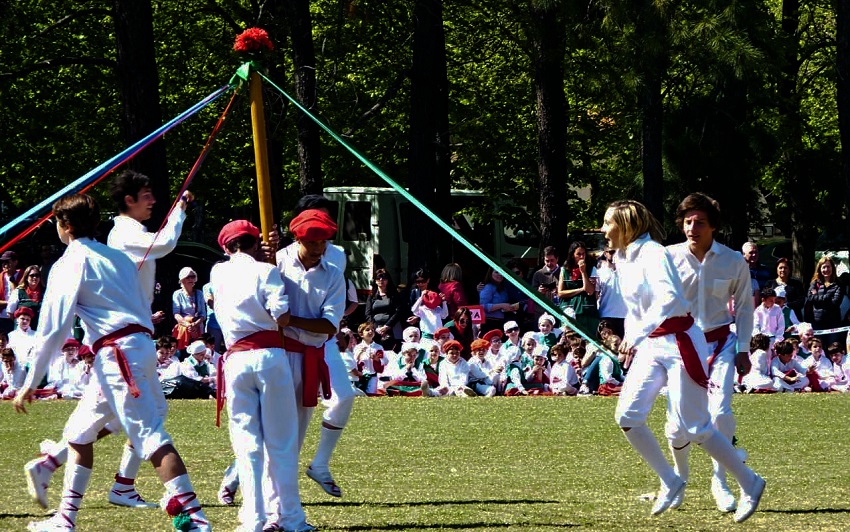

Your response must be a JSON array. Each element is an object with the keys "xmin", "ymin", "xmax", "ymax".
[
  {"xmin": 306, "ymin": 466, "xmax": 342, "ymax": 497},
  {"xmin": 711, "ymin": 476, "xmax": 737, "ymax": 512},
  {"xmin": 485, "ymin": 387, "xmax": 497, "ymax": 397},
  {"xmin": 27, "ymin": 515, "xmax": 74, "ymax": 531},
  {"xmin": 25, "ymin": 458, "xmax": 53, "ymax": 509},
  {"xmin": 734, "ymin": 474, "xmax": 765, "ymax": 523},
  {"xmin": 651, "ymin": 477, "xmax": 685, "ymax": 516},
  {"xmin": 669, "ymin": 482, "xmax": 686, "ymax": 509},
  {"xmin": 108, "ymin": 484, "xmax": 158, "ymax": 508}
]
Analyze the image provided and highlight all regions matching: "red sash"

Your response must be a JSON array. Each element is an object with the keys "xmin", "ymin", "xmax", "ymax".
[
  {"xmin": 283, "ymin": 336, "xmax": 332, "ymax": 408},
  {"xmin": 216, "ymin": 330, "xmax": 283, "ymax": 427},
  {"xmin": 92, "ymin": 324, "xmax": 153, "ymax": 398},
  {"xmin": 704, "ymin": 323, "xmax": 731, "ymax": 372},
  {"xmin": 648, "ymin": 315, "xmax": 709, "ymax": 389}
]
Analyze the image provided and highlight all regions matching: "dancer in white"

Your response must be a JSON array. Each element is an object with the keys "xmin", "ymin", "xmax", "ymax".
[{"xmin": 602, "ymin": 199, "xmax": 764, "ymax": 523}]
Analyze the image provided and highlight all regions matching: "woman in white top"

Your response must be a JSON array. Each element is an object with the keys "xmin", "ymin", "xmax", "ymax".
[{"xmin": 601, "ymin": 199, "xmax": 764, "ymax": 523}]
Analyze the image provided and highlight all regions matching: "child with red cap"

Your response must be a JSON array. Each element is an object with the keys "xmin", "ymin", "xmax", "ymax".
[
  {"xmin": 467, "ymin": 338, "xmax": 499, "ymax": 396},
  {"xmin": 424, "ymin": 340, "xmax": 476, "ymax": 397},
  {"xmin": 410, "ymin": 290, "xmax": 448, "ymax": 339},
  {"xmin": 8, "ymin": 307, "xmax": 37, "ymax": 366}
]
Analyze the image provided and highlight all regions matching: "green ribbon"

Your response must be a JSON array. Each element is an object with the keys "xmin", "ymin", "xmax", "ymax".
[
  {"xmin": 229, "ymin": 61, "xmax": 260, "ymax": 86},
  {"xmin": 255, "ymin": 71, "xmax": 609, "ymax": 356}
]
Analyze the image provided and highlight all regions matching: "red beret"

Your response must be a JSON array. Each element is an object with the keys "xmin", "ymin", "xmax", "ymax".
[
  {"xmin": 218, "ymin": 220, "xmax": 260, "ymax": 250},
  {"xmin": 14, "ymin": 307, "xmax": 34, "ymax": 319},
  {"xmin": 442, "ymin": 340, "xmax": 463, "ymax": 354},
  {"xmin": 482, "ymin": 329, "xmax": 503, "ymax": 343},
  {"xmin": 77, "ymin": 345, "xmax": 93, "ymax": 357},
  {"xmin": 63, "ymin": 338, "xmax": 81, "ymax": 350},
  {"xmin": 434, "ymin": 327, "xmax": 451, "ymax": 339},
  {"xmin": 289, "ymin": 209, "xmax": 337, "ymax": 241},
  {"xmin": 470, "ymin": 339, "xmax": 490, "ymax": 352},
  {"xmin": 421, "ymin": 290, "xmax": 442, "ymax": 310}
]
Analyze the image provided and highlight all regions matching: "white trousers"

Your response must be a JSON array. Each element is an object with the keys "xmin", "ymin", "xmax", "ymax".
[
  {"xmin": 616, "ymin": 325, "xmax": 714, "ymax": 445},
  {"xmin": 63, "ymin": 333, "xmax": 171, "ymax": 460},
  {"xmin": 225, "ymin": 347, "xmax": 303, "ymax": 532}
]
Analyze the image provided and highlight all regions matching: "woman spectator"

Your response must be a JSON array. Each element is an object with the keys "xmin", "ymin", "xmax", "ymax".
[
  {"xmin": 805, "ymin": 256, "xmax": 845, "ymax": 346},
  {"xmin": 365, "ymin": 268, "xmax": 404, "ymax": 351},
  {"xmin": 405, "ymin": 267, "xmax": 431, "ymax": 327},
  {"xmin": 479, "ymin": 267, "xmax": 519, "ymax": 333},
  {"xmin": 764, "ymin": 257, "xmax": 806, "ymax": 321},
  {"xmin": 445, "ymin": 307, "xmax": 475, "ymax": 359},
  {"xmin": 438, "ymin": 263, "xmax": 468, "ymax": 318},
  {"xmin": 7, "ymin": 265, "xmax": 45, "ymax": 330},
  {"xmin": 557, "ymin": 241, "xmax": 599, "ymax": 338},
  {"xmin": 172, "ymin": 267, "xmax": 206, "ymax": 351}
]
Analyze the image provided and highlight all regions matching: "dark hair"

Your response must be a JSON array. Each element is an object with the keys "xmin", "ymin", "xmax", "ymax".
[
  {"xmin": 549, "ymin": 344, "xmax": 567, "ymax": 359},
  {"xmin": 774, "ymin": 339, "xmax": 795, "ymax": 356},
  {"xmin": 156, "ymin": 336, "xmax": 173, "ymax": 350},
  {"xmin": 201, "ymin": 333, "xmax": 215, "ymax": 345},
  {"xmin": 110, "ymin": 170, "xmax": 151, "ymax": 213},
  {"xmin": 372, "ymin": 268, "xmax": 398, "ymax": 295},
  {"xmin": 597, "ymin": 319, "xmax": 614, "ymax": 340},
  {"xmin": 294, "ymin": 194, "xmax": 333, "ymax": 215},
  {"xmin": 16, "ymin": 265, "xmax": 44, "ymax": 290},
  {"xmin": 0, "ymin": 347, "xmax": 15, "ymax": 359},
  {"xmin": 675, "ymin": 193, "xmax": 721, "ymax": 231},
  {"xmin": 411, "ymin": 267, "xmax": 430, "ymax": 282},
  {"xmin": 810, "ymin": 337, "xmax": 822, "ymax": 347},
  {"xmin": 826, "ymin": 341, "xmax": 843, "ymax": 355},
  {"xmin": 53, "ymin": 194, "xmax": 100, "ymax": 239},
  {"xmin": 564, "ymin": 241, "xmax": 587, "ymax": 270},
  {"xmin": 543, "ymin": 246, "xmax": 558, "ymax": 258},
  {"xmin": 453, "ymin": 307, "xmax": 472, "ymax": 323},
  {"xmin": 750, "ymin": 333, "xmax": 770, "ymax": 352},
  {"xmin": 0, "ymin": 330, "xmax": 8, "ymax": 344},
  {"xmin": 225, "ymin": 234, "xmax": 258, "ymax": 254},
  {"xmin": 760, "ymin": 287, "xmax": 776, "ymax": 299}
]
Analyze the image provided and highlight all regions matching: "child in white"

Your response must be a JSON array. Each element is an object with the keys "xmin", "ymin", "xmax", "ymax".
[
  {"xmin": 1, "ymin": 347, "xmax": 26, "ymax": 398},
  {"xmin": 48, "ymin": 344, "xmax": 80, "ymax": 397},
  {"xmin": 753, "ymin": 288, "xmax": 784, "ymax": 343},
  {"xmin": 8, "ymin": 308, "xmax": 37, "ymax": 367},
  {"xmin": 549, "ymin": 344, "xmax": 579, "ymax": 395},
  {"xmin": 354, "ymin": 322, "xmax": 387, "ymax": 394},
  {"xmin": 178, "ymin": 340, "xmax": 216, "ymax": 391},
  {"xmin": 467, "ymin": 339, "xmax": 498, "ymax": 397},
  {"xmin": 410, "ymin": 290, "xmax": 448, "ymax": 337},
  {"xmin": 742, "ymin": 334, "xmax": 778, "ymax": 392},
  {"xmin": 525, "ymin": 350, "xmax": 550, "ymax": 391},
  {"xmin": 801, "ymin": 338, "xmax": 831, "ymax": 391},
  {"xmin": 826, "ymin": 345, "xmax": 850, "ymax": 392},
  {"xmin": 428, "ymin": 340, "xmax": 475, "ymax": 397},
  {"xmin": 771, "ymin": 339, "xmax": 809, "ymax": 392}
]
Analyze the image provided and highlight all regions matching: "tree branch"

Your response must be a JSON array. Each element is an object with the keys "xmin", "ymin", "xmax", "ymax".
[
  {"xmin": 37, "ymin": 8, "xmax": 112, "ymax": 37},
  {"xmin": 342, "ymin": 69, "xmax": 410, "ymax": 137},
  {"xmin": 0, "ymin": 57, "xmax": 116, "ymax": 82}
]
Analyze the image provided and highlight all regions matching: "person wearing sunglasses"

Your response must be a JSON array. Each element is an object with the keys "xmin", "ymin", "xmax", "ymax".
[
  {"xmin": 6, "ymin": 265, "xmax": 44, "ymax": 330},
  {"xmin": 405, "ymin": 268, "xmax": 431, "ymax": 327},
  {"xmin": 445, "ymin": 307, "xmax": 475, "ymax": 359},
  {"xmin": 365, "ymin": 269, "xmax": 404, "ymax": 351}
]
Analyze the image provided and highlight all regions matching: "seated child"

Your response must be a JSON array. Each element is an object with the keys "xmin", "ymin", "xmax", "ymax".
[
  {"xmin": 47, "ymin": 340, "xmax": 81, "ymax": 397},
  {"xmin": 753, "ymin": 287, "xmax": 784, "ymax": 344},
  {"xmin": 0, "ymin": 347, "xmax": 25, "ymax": 399},
  {"xmin": 524, "ymin": 349, "xmax": 551, "ymax": 394},
  {"xmin": 503, "ymin": 333, "xmax": 540, "ymax": 396},
  {"xmin": 70, "ymin": 345, "xmax": 96, "ymax": 396},
  {"xmin": 411, "ymin": 290, "xmax": 448, "ymax": 339},
  {"xmin": 596, "ymin": 335, "xmax": 625, "ymax": 396},
  {"xmin": 178, "ymin": 340, "xmax": 217, "ymax": 397},
  {"xmin": 793, "ymin": 323, "xmax": 815, "ymax": 361},
  {"xmin": 742, "ymin": 334, "xmax": 777, "ymax": 393},
  {"xmin": 773, "ymin": 286, "xmax": 799, "ymax": 338},
  {"xmin": 825, "ymin": 343, "xmax": 850, "ymax": 392},
  {"xmin": 385, "ymin": 342, "xmax": 427, "ymax": 396},
  {"xmin": 336, "ymin": 328, "xmax": 362, "ymax": 388},
  {"xmin": 549, "ymin": 344, "xmax": 579, "ymax": 395},
  {"xmin": 771, "ymin": 339, "xmax": 810, "ymax": 392},
  {"xmin": 201, "ymin": 333, "xmax": 220, "ymax": 368},
  {"xmin": 422, "ymin": 342, "xmax": 444, "ymax": 392},
  {"xmin": 481, "ymin": 329, "xmax": 507, "ymax": 392},
  {"xmin": 501, "ymin": 321, "xmax": 522, "ymax": 357},
  {"xmin": 424, "ymin": 340, "xmax": 475, "ymax": 397},
  {"xmin": 467, "ymin": 338, "xmax": 499, "ymax": 397},
  {"xmin": 536, "ymin": 314, "xmax": 561, "ymax": 351},
  {"xmin": 8, "ymin": 307, "xmax": 37, "ymax": 367},
  {"xmin": 354, "ymin": 321, "xmax": 388, "ymax": 395},
  {"xmin": 801, "ymin": 338, "xmax": 832, "ymax": 392},
  {"xmin": 156, "ymin": 336, "xmax": 180, "ymax": 380}
]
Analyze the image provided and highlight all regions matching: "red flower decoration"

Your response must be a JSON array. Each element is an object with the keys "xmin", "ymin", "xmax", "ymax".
[
  {"xmin": 165, "ymin": 496, "xmax": 183, "ymax": 517},
  {"xmin": 234, "ymin": 28, "xmax": 274, "ymax": 52}
]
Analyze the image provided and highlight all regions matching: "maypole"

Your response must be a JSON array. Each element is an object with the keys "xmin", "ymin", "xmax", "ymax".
[{"xmin": 233, "ymin": 28, "xmax": 276, "ymax": 262}]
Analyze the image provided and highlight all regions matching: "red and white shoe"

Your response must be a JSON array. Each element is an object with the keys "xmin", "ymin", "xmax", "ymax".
[
  {"xmin": 109, "ymin": 484, "xmax": 158, "ymax": 508},
  {"xmin": 306, "ymin": 466, "xmax": 341, "ymax": 498},
  {"xmin": 25, "ymin": 458, "xmax": 54, "ymax": 509},
  {"xmin": 26, "ymin": 515, "xmax": 74, "ymax": 531}
]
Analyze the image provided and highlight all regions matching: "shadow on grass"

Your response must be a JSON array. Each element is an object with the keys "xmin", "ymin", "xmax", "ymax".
[
  {"xmin": 761, "ymin": 508, "xmax": 850, "ymax": 515},
  {"xmin": 0, "ymin": 513, "xmax": 49, "ymax": 519},
  {"xmin": 329, "ymin": 523, "xmax": 577, "ymax": 531},
  {"xmin": 305, "ymin": 498, "xmax": 560, "ymax": 508}
]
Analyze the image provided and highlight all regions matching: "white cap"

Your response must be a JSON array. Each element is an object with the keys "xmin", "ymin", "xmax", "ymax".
[
  {"xmin": 178, "ymin": 267, "xmax": 197, "ymax": 281},
  {"xmin": 774, "ymin": 285, "xmax": 786, "ymax": 299},
  {"xmin": 402, "ymin": 326, "xmax": 421, "ymax": 342},
  {"xmin": 538, "ymin": 313, "xmax": 556, "ymax": 326},
  {"xmin": 186, "ymin": 340, "xmax": 206, "ymax": 356},
  {"xmin": 503, "ymin": 320, "xmax": 519, "ymax": 332},
  {"xmin": 400, "ymin": 342, "xmax": 419, "ymax": 354}
]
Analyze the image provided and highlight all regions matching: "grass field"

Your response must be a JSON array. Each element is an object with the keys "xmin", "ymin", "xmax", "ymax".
[{"xmin": 1, "ymin": 394, "xmax": 849, "ymax": 531}]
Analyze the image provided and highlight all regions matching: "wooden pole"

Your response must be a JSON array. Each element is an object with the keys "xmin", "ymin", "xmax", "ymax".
[{"xmin": 249, "ymin": 70, "xmax": 275, "ymax": 262}]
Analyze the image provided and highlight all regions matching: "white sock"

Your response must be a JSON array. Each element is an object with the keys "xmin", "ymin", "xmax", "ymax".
[
  {"xmin": 59, "ymin": 463, "xmax": 92, "ymax": 527},
  {"xmin": 114, "ymin": 444, "xmax": 142, "ymax": 484},
  {"xmin": 221, "ymin": 460, "xmax": 240, "ymax": 490},
  {"xmin": 311, "ymin": 426, "xmax": 344, "ymax": 472},
  {"xmin": 622, "ymin": 425, "xmax": 677, "ymax": 486},
  {"xmin": 699, "ymin": 431, "xmax": 755, "ymax": 490},
  {"xmin": 670, "ymin": 442, "xmax": 690, "ymax": 483},
  {"xmin": 41, "ymin": 440, "xmax": 68, "ymax": 470}
]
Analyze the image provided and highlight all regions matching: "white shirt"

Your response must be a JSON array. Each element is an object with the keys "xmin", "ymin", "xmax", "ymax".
[
  {"xmin": 469, "ymin": 354, "xmax": 500, "ymax": 380},
  {"xmin": 596, "ymin": 265, "xmax": 628, "ymax": 319},
  {"xmin": 438, "ymin": 357, "xmax": 470, "ymax": 388},
  {"xmin": 747, "ymin": 349, "xmax": 771, "ymax": 378},
  {"xmin": 550, "ymin": 359, "xmax": 578, "ymax": 391},
  {"xmin": 617, "ymin": 234, "xmax": 691, "ymax": 348},
  {"xmin": 1, "ymin": 361, "xmax": 26, "ymax": 393},
  {"xmin": 276, "ymin": 243, "xmax": 346, "ymax": 348},
  {"xmin": 771, "ymin": 357, "xmax": 807, "ymax": 378},
  {"xmin": 178, "ymin": 357, "xmax": 217, "ymax": 385},
  {"xmin": 24, "ymin": 237, "xmax": 154, "ymax": 390},
  {"xmin": 667, "ymin": 240, "xmax": 754, "ymax": 352},
  {"xmin": 411, "ymin": 297, "xmax": 448, "ymax": 335},
  {"xmin": 801, "ymin": 354, "xmax": 832, "ymax": 378},
  {"xmin": 753, "ymin": 304, "xmax": 784, "ymax": 338},
  {"xmin": 48, "ymin": 357, "xmax": 79, "ymax": 390},
  {"xmin": 0, "ymin": 272, "xmax": 15, "ymax": 319},
  {"xmin": 108, "ymin": 210, "xmax": 186, "ymax": 308},
  {"xmin": 209, "ymin": 252, "xmax": 288, "ymax": 348},
  {"xmin": 7, "ymin": 328, "xmax": 37, "ymax": 366}
]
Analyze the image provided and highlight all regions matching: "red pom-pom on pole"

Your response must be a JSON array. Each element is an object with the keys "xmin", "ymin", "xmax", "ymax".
[{"xmin": 234, "ymin": 27, "xmax": 274, "ymax": 52}]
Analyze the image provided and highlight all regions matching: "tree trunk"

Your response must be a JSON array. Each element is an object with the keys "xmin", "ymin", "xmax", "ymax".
[
  {"xmin": 113, "ymin": 0, "xmax": 168, "ymax": 228},
  {"xmin": 530, "ymin": 2, "xmax": 569, "ymax": 258},
  {"xmin": 281, "ymin": 0, "xmax": 324, "ymax": 196},
  {"xmin": 408, "ymin": 0, "xmax": 451, "ymax": 276},
  {"xmin": 837, "ymin": 0, "xmax": 850, "ymax": 244},
  {"xmin": 635, "ymin": 0, "xmax": 667, "ymax": 221}
]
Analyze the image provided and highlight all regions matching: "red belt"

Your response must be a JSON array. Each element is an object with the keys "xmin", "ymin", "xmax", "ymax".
[
  {"xmin": 649, "ymin": 315, "xmax": 709, "ymax": 388},
  {"xmin": 704, "ymin": 324, "xmax": 731, "ymax": 372},
  {"xmin": 284, "ymin": 336, "xmax": 332, "ymax": 408},
  {"xmin": 216, "ymin": 330, "xmax": 283, "ymax": 427},
  {"xmin": 92, "ymin": 324, "xmax": 153, "ymax": 398}
]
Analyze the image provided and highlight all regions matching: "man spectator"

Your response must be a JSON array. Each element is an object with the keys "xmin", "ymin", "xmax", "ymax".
[
  {"xmin": 742, "ymin": 242, "xmax": 770, "ymax": 308},
  {"xmin": 531, "ymin": 247, "xmax": 560, "ymax": 322},
  {"xmin": 0, "ymin": 251, "xmax": 23, "ymax": 334}
]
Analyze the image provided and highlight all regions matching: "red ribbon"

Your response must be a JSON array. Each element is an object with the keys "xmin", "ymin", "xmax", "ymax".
[
  {"xmin": 216, "ymin": 330, "xmax": 283, "ymax": 427},
  {"xmin": 92, "ymin": 324, "xmax": 153, "ymax": 398},
  {"xmin": 649, "ymin": 315, "xmax": 709, "ymax": 389},
  {"xmin": 283, "ymin": 336, "xmax": 332, "ymax": 408},
  {"xmin": 704, "ymin": 324, "xmax": 731, "ymax": 372}
]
